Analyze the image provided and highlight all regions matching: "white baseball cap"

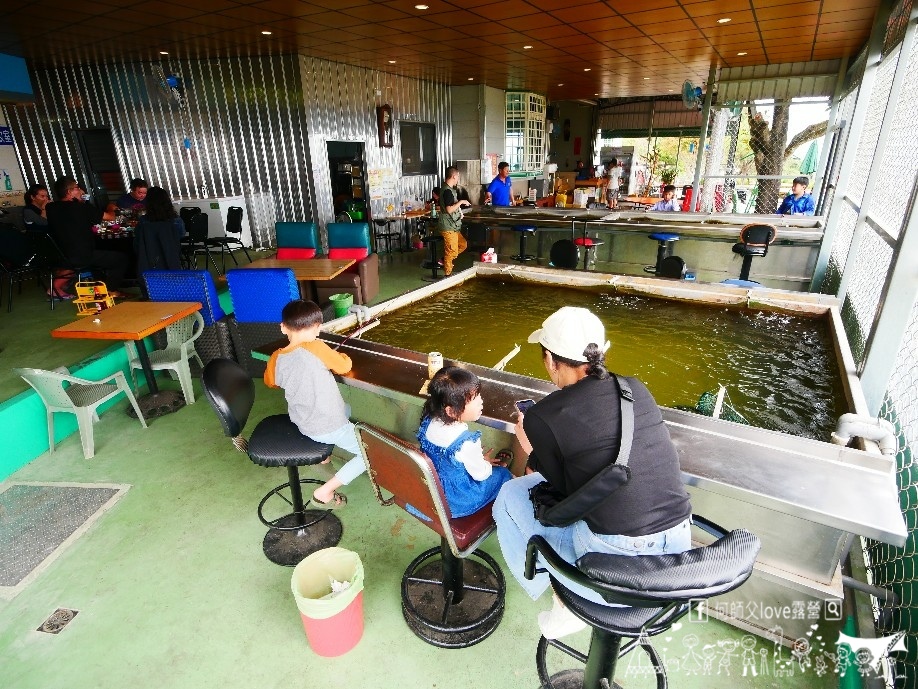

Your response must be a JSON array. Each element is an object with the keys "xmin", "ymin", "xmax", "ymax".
[{"xmin": 527, "ymin": 307, "xmax": 610, "ymax": 363}]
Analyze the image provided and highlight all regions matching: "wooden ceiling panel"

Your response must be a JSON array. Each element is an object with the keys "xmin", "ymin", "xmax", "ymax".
[
  {"xmin": 7, "ymin": 0, "xmax": 882, "ymax": 102},
  {"xmin": 610, "ymin": 0, "xmax": 680, "ymax": 13}
]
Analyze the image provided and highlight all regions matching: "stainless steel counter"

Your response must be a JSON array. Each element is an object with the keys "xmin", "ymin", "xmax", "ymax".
[{"xmin": 255, "ymin": 330, "xmax": 905, "ymax": 642}]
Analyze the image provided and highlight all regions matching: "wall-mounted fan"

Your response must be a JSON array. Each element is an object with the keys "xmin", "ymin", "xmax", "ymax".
[
  {"xmin": 152, "ymin": 64, "xmax": 186, "ymax": 109},
  {"xmin": 682, "ymin": 80, "xmax": 704, "ymax": 110}
]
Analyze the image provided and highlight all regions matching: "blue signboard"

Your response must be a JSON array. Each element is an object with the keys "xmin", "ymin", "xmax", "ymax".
[{"xmin": 0, "ymin": 127, "xmax": 12, "ymax": 146}]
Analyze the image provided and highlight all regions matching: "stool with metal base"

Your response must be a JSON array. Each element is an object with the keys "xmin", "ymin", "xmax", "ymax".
[
  {"xmin": 421, "ymin": 234, "xmax": 444, "ymax": 281},
  {"xmin": 356, "ymin": 423, "xmax": 505, "ymax": 648},
  {"xmin": 512, "ymin": 225, "xmax": 537, "ymax": 262},
  {"xmin": 574, "ymin": 236, "xmax": 605, "ymax": 271},
  {"xmin": 202, "ymin": 358, "xmax": 342, "ymax": 566},
  {"xmin": 731, "ymin": 223, "xmax": 777, "ymax": 282},
  {"xmin": 525, "ymin": 516, "xmax": 760, "ymax": 689},
  {"xmin": 644, "ymin": 232, "xmax": 680, "ymax": 275},
  {"xmin": 373, "ymin": 218, "xmax": 402, "ymax": 253}
]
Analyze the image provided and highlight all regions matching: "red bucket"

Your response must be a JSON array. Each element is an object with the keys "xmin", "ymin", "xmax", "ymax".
[
  {"xmin": 300, "ymin": 590, "xmax": 364, "ymax": 657},
  {"xmin": 291, "ymin": 547, "xmax": 365, "ymax": 657}
]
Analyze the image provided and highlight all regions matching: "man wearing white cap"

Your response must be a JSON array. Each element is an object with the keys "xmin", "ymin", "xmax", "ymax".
[{"xmin": 492, "ymin": 306, "xmax": 692, "ymax": 639}]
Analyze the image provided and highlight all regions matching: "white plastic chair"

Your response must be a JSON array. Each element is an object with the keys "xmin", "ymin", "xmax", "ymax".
[
  {"xmin": 124, "ymin": 312, "xmax": 205, "ymax": 404},
  {"xmin": 15, "ymin": 367, "xmax": 147, "ymax": 459}
]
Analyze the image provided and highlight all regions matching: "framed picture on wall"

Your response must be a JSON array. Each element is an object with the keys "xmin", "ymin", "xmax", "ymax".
[{"xmin": 376, "ymin": 104, "xmax": 393, "ymax": 148}]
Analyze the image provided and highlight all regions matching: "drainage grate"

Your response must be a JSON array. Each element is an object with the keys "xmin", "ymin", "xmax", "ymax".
[{"xmin": 37, "ymin": 608, "xmax": 79, "ymax": 634}]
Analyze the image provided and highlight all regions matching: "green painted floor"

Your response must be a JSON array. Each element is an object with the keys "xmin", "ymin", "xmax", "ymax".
[{"xmin": 1, "ymin": 247, "xmax": 836, "ymax": 688}]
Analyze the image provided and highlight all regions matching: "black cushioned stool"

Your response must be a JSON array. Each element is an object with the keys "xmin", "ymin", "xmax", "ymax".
[
  {"xmin": 421, "ymin": 234, "xmax": 444, "ymax": 281},
  {"xmin": 373, "ymin": 218, "xmax": 402, "ymax": 253},
  {"xmin": 644, "ymin": 232, "xmax": 680, "ymax": 275},
  {"xmin": 512, "ymin": 224, "xmax": 537, "ymax": 262},
  {"xmin": 525, "ymin": 516, "xmax": 760, "ymax": 689},
  {"xmin": 202, "ymin": 358, "xmax": 342, "ymax": 566},
  {"xmin": 732, "ymin": 223, "xmax": 777, "ymax": 282},
  {"xmin": 356, "ymin": 423, "xmax": 505, "ymax": 648}
]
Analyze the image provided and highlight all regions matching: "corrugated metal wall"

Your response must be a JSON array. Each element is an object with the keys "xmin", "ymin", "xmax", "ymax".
[
  {"xmin": 2, "ymin": 54, "xmax": 453, "ymax": 246},
  {"xmin": 301, "ymin": 57, "xmax": 451, "ymax": 233},
  {"xmin": 2, "ymin": 55, "xmax": 311, "ymax": 247},
  {"xmin": 597, "ymin": 98, "xmax": 701, "ymax": 136},
  {"xmin": 717, "ymin": 60, "xmax": 841, "ymax": 102}
]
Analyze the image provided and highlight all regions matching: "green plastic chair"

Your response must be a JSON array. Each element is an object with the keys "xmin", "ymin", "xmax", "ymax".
[
  {"xmin": 15, "ymin": 367, "xmax": 147, "ymax": 459},
  {"xmin": 124, "ymin": 312, "xmax": 205, "ymax": 404}
]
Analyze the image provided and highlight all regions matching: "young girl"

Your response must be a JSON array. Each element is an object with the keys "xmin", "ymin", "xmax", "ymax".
[{"xmin": 418, "ymin": 366, "xmax": 512, "ymax": 518}]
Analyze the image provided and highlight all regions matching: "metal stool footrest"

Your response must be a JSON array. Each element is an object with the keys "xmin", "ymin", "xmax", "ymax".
[{"xmin": 401, "ymin": 545, "xmax": 505, "ymax": 648}]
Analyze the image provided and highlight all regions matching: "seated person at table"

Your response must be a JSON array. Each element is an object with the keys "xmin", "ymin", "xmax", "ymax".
[
  {"xmin": 492, "ymin": 306, "xmax": 692, "ymax": 639},
  {"xmin": 484, "ymin": 161, "xmax": 514, "ymax": 206},
  {"xmin": 777, "ymin": 176, "xmax": 816, "ymax": 216},
  {"xmin": 47, "ymin": 176, "xmax": 128, "ymax": 296},
  {"xmin": 135, "ymin": 186, "xmax": 185, "ymax": 277},
  {"xmin": 418, "ymin": 367, "xmax": 512, "ymax": 518},
  {"xmin": 574, "ymin": 160, "xmax": 592, "ymax": 180},
  {"xmin": 649, "ymin": 185, "xmax": 681, "ymax": 212},
  {"xmin": 264, "ymin": 299, "xmax": 363, "ymax": 509},
  {"xmin": 23, "ymin": 183, "xmax": 50, "ymax": 230},
  {"xmin": 113, "ymin": 178, "xmax": 148, "ymax": 213}
]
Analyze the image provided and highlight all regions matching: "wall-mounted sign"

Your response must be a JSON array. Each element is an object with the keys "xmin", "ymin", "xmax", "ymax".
[{"xmin": 0, "ymin": 127, "xmax": 13, "ymax": 146}]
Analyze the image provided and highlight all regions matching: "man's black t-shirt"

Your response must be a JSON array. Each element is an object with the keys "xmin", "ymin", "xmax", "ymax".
[
  {"xmin": 46, "ymin": 201, "xmax": 103, "ymax": 266},
  {"xmin": 525, "ymin": 374, "xmax": 691, "ymax": 536}
]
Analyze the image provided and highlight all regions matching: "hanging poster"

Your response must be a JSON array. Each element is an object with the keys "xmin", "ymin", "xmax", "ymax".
[{"xmin": 368, "ymin": 167, "xmax": 397, "ymax": 200}]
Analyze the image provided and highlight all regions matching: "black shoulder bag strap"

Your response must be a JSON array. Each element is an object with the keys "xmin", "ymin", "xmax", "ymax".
[{"xmin": 535, "ymin": 374, "xmax": 635, "ymax": 527}]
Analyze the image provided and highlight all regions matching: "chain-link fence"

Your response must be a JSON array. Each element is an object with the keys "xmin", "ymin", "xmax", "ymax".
[
  {"xmin": 694, "ymin": 101, "xmax": 829, "ymax": 214},
  {"xmin": 823, "ymin": 1, "xmax": 918, "ymax": 685}
]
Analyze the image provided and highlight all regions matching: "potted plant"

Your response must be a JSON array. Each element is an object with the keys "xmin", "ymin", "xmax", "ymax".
[{"xmin": 660, "ymin": 166, "xmax": 678, "ymax": 186}]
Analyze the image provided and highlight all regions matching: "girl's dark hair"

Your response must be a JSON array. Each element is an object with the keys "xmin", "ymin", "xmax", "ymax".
[
  {"xmin": 281, "ymin": 299, "xmax": 323, "ymax": 330},
  {"xmin": 143, "ymin": 187, "xmax": 177, "ymax": 221},
  {"xmin": 421, "ymin": 366, "xmax": 481, "ymax": 424},
  {"xmin": 24, "ymin": 183, "xmax": 48, "ymax": 205},
  {"xmin": 541, "ymin": 343, "xmax": 609, "ymax": 380}
]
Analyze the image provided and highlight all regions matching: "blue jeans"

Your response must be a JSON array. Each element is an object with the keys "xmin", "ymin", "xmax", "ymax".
[
  {"xmin": 309, "ymin": 420, "xmax": 366, "ymax": 486},
  {"xmin": 492, "ymin": 472, "xmax": 692, "ymax": 604}
]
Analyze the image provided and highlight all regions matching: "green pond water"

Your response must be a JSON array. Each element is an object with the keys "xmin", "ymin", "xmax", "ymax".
[{"xmin": 365, "ymin": 277, "xmax": 847, "ymax": 441}]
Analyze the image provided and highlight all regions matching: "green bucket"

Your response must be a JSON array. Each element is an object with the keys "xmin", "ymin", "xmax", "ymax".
[{"xmin": 329, "ymin": 293, "xmax": 354, "ymax": 318}]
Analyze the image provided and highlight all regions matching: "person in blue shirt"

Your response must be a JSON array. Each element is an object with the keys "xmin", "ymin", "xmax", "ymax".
[
  {"xmin": 777, "ymin": 176, "xmax": 816, "ymax": 216},
  {"xmin": 649, "ymin": 185, "xmax": 681, "ymax": 212},
  {"xmin": 485, "ymin": 162, "xmax": 514, "ymax": 206}
]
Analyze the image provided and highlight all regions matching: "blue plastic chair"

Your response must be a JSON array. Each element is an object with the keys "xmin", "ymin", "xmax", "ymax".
[
  {"xmin": 226, "ymin": 267, "xmax": 300, "ymax": 376},
  {"xmin": 142, "ymin": 269, "xmax": 236, "ymax": 371}
]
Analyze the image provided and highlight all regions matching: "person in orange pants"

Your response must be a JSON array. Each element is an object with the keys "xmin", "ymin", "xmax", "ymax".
[{"xmin": 438, "ymin": 166, "xmax": 470, "ymax": 276}]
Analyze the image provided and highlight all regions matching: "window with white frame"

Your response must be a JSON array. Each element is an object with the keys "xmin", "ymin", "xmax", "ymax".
[{"xmin": 506, "ymin": 92, "xmax": 546, "ymax": 172}]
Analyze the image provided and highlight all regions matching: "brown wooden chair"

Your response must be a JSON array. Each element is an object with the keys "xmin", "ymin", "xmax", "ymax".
[{"xmin": 355, "ymin": 422, "xmax": 505, "ymax": 648}]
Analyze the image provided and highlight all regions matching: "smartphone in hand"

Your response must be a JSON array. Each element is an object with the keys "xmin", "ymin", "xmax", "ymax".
[{"xmin": 515, "ymin": 399, "xmax": 536, "ymax": 414}]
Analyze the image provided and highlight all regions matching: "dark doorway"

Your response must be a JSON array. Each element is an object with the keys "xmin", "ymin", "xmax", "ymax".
[
  {"xmin": 73, "ymin": 128, "xmax": 124, "ymax": 198},
  {"xmin": 326, "ymin": 141, "xmax": 369, "ymax": 224}
]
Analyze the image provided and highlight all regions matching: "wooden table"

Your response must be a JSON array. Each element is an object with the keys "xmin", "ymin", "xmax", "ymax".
[
  {"xmin": 240, "ymin": 258, "xmax": 356, "ymax": 299},
  {"xmin": 620, "ymin": 196, "xmax": 659, "ymax": 209},
  {"xmin": 380, "ymin": 209, "xmax": 431, "ymax": 250},
  {"xmin": 51, "ymin": 300, "xmax": 202, "ymax": 418}
]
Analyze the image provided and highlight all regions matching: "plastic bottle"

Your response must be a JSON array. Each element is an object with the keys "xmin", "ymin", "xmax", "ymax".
[{"xmin": 2, "ymin": 170, "xmax": 11, "ymax": 191}]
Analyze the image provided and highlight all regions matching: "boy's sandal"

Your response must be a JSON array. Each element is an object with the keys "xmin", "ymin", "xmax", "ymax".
[
  {"xmin": 312, "ymin": 492, "xmax": 347, "ymax": 510},
  {"xmin": 495, "ymin": 449, "xmax": 514, "ymax": 470}
]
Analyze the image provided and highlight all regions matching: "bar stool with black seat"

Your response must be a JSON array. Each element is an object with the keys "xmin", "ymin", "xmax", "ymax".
[
  {"xmin": 372, "ymin": 218, "xmax": 402, "ymax": 254},
  {"xmin": 512, "ymin": 224, "xmax": 537, "ymax": 262},
  {"xmin": 202, "ymin": 358, "xmax": 342, "ymax": 566},
  {"xmin": 355, "ymin": 422, "xmax": 505, "ymax": 648},
  {"xmin": 730, "ymin": 223, "xmax": 777, "ymax": 283},
  {"xmin": 421, "ymin": 233, "xmax": 444, "ymax": 281},
  {"xmin": 644, "ymin": 232, "xmax": 680, "ymax": 275},
  {"xmin": 525, "ymin": 516, "xmax": 760, "ymax": 689}
]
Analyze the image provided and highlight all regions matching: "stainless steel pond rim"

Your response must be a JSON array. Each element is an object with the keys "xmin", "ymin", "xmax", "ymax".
[{"xmin": 317, "ymin": 263, "xmax": 903, "ymax": 645}]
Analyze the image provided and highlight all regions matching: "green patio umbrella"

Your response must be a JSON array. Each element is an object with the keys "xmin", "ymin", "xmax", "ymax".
[{"xmin": 800, "ymin": 141, "xmax": 819, "ymax": 175}]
